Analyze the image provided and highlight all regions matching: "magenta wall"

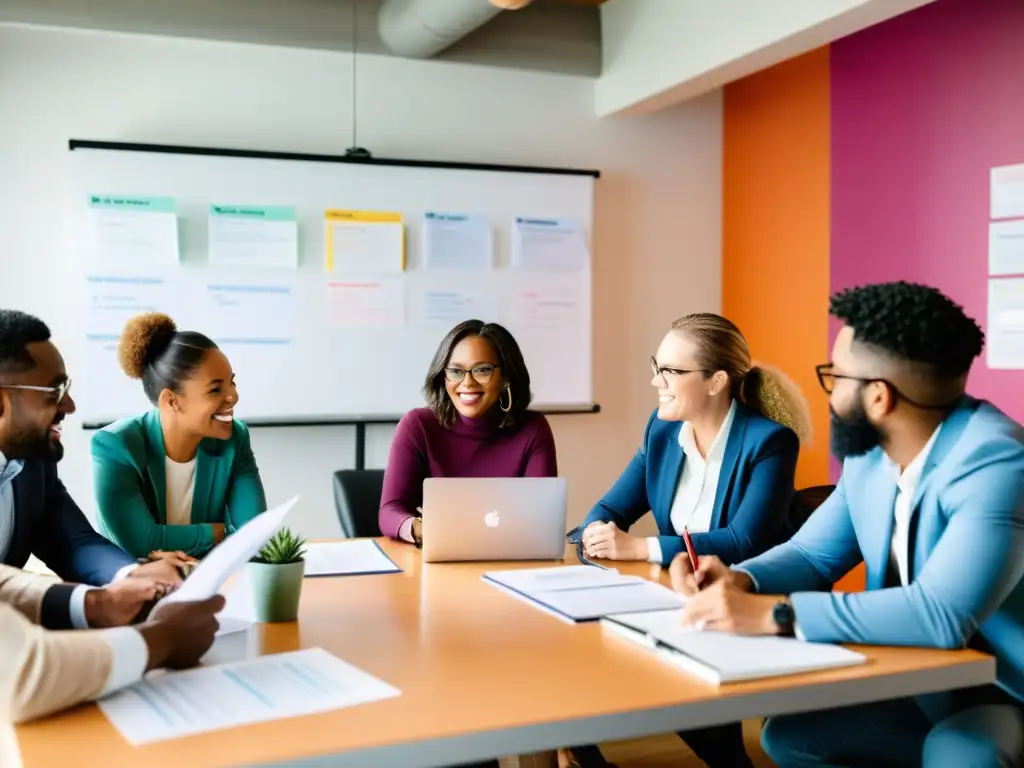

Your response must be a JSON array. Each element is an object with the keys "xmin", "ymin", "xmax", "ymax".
[{"xmin": 830, "ymin": 0, "xmax": 1024, "ymax": 440}]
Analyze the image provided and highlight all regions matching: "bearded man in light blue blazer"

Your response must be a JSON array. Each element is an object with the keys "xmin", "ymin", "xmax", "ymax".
[{"xmin": 671, "ymin": 281, "xmax": 1024, "ymax": 768}]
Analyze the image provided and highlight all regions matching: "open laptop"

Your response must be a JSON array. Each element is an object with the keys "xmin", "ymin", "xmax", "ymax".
[{"xmin": 420, "ymin": 477, "xmax": 568, "ymax": 563}]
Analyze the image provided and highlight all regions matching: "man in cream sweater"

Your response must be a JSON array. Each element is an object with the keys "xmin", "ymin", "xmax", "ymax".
[{"xmin": 1, "ymin": 563, "xmax": 223, "ymax": 766}]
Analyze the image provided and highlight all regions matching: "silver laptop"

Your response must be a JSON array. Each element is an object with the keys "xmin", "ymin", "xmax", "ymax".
[{"xmin": 420, "ymin": 477, "xmax": 568, "ymax": 563}]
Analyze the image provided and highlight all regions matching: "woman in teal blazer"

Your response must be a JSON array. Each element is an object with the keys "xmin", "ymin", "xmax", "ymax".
[{"xmin": 91, "ymin": 313, "xmax": 267, "ymax": 559}]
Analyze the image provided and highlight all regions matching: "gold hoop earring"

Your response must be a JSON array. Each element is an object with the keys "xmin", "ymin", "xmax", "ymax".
[{"xmin": 500, "ymin": 385, "xmax": 512, "ymax": 413}]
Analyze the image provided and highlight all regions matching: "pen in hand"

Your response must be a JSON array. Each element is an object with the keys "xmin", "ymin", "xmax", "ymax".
[{"xmin": 682, "ymin": 526, "xmax": 701, "ymax": 589}]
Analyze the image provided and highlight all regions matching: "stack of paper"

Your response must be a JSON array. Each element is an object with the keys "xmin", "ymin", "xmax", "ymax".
[
  {"xmin": 482, "ymin": 565, "xmax": 684, "ymax": 623},
  {"xmin": 602, "ymin": 610, "xmax": 867, "ymax": 685},
  {"xmin": 97, "ymin": 648, "xmax": 400, "ymax": 745}
]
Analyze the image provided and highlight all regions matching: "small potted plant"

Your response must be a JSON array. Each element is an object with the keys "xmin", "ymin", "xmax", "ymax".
[{"xmin": 247, "ymin": 527, "xmax": 307, "ymax": 623}]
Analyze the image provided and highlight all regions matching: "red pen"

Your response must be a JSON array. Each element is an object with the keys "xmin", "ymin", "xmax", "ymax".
[{"xmin": 682, "ymin": 525, "xmax": 699, "ymax": 575}]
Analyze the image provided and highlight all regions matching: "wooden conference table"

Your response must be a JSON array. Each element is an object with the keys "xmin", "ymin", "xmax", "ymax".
[{"xmin": 17, "ymin": 539, "xmax": 994, "ymax": 768}]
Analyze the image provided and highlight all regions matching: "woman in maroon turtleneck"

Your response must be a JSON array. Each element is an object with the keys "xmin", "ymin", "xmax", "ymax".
[{"xmin": 379, "ymin": 319, "xmax": 558, "ymax": 545}]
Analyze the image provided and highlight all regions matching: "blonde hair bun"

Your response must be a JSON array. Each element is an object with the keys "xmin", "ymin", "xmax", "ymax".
[{"xmin": 117, "ymin": 312, "xmax": 177, "ymax": 379}]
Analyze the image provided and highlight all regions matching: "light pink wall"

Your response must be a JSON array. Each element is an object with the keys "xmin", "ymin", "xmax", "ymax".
[{"xmin": 830, "ymin": 0, "xmax": 1024, "ymax": 462}]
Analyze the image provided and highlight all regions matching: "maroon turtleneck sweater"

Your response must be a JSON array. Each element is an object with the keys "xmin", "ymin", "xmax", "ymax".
[{"xmin": 378, "ymin": 407, "xmax": 558, "ymax": 540}]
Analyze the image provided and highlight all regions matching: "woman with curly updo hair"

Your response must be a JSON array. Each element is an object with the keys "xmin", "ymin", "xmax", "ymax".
[{"xmin": 90, "ymin": 312, "xmax": 267, "ymax": 559}]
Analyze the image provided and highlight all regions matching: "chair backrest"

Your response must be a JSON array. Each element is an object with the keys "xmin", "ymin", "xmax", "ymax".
[
  {"xmin": 332, "ymin": 469, "xmax": 386, "ymax": 538},
  {"xmin": 789, "ymin": 484, "xmax": 836, "ymax": 531}
]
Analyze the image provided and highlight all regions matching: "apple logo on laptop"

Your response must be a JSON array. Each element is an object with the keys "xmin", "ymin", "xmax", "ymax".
[{"xmin": 484, "ymin": 510, "xmax": 500, "ymax": 528}]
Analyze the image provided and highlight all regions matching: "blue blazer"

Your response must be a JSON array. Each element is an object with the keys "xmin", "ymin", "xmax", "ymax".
[
  {"xmin": 582, "ymin": 403, "xmax": 800, "ymax": 567},
  {"xmin": 740, "ymin": 398, "xmax": 1024, "ymax": 701},
  {"xmin": 5, "ymin": 460, "xmax": 136, "ymax": 586}
]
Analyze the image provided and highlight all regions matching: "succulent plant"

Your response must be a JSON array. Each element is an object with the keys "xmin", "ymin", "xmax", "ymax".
[{"xmin": 252, "ymin": 527, "xmax": 306, "ymax": 565}]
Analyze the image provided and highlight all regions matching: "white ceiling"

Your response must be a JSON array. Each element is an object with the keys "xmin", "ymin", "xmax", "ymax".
[{"xmin": 0, "ymin": 0, "xmax": 602, "ymax": 76}]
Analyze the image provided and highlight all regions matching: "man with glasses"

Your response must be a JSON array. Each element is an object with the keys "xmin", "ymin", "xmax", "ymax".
[
  {"xmin": 669, "ymin": 282, "xmax": 1024, "ymax": 767},
  {"xmin": 0, "ymin": 309, "xmax": 182, "ymax": 628}
]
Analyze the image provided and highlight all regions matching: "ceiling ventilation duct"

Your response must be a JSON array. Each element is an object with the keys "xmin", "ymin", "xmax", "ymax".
[{"xmin": 377, "ymin": 0, "xmax": 535, "ymax": 59}]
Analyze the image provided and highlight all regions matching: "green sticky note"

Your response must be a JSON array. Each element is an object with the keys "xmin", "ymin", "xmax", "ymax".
[
  {"xmin": 89, "ymin": 195, "xmax": 176, "ymax": 213},
  {"xmin": 210, "ymin": 205, "xmax": 295, "ymax": 222}
]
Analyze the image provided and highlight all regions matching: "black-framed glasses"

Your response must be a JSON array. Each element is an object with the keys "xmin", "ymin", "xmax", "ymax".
[
  {"xmin": 815, "ymin": 363, "xmax": 957, "ymax": 411},
  {"xmin": 1, "ymin": 378, "xmax": 72, "ymax": 405},
  {"xmin": 651, "ymin": 356, "xmax": 702, "ymax": 379},
  {"xmin": 814, "ymin": 363, "xmax": 869, "ymax": 395},
  {"xmin": 444, "ymin": 364, "xmax": 500, "ymax": 383}
]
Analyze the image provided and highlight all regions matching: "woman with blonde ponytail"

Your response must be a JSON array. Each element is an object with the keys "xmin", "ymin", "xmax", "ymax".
[{"xmin": 562, "ymin": 313, "xmax": 810, "ymax": 768}]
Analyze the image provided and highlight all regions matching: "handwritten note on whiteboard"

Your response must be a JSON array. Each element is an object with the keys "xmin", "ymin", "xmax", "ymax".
[
  {"xmin": 327, "ymin": 279, "xmax": 405, "ymax": 326},
  {"xmin": 203, "ymin": 280, "xmax": 297, "ymax": 344}
]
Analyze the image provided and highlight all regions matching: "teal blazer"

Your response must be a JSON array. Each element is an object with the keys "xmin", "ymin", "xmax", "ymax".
[{"xmin": 90, "ymin": 410, "xmax": 267, "ymax": 558}]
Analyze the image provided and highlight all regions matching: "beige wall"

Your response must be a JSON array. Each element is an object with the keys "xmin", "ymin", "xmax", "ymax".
[{"xmin": 0, "ymin": 25, "xmax": 722, "ymax": 539}]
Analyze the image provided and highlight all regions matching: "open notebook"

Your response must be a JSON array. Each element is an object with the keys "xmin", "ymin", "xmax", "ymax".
[
  {"xmin": 483, "ymin": 566, "xmax": 685, "ymax": 623},
  {"xmin": 602, "ymin": 609, "xmax": 867, "ymax": 685}
]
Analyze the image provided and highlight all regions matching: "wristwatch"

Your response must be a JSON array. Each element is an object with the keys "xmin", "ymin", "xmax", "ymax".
[
  {"xmin": 412, "ymin": 517, "xmax": 423, "ymax": 549},
  {"xmin": 772, "ymin": 597, "xmax": 795, "ymax": 637}
]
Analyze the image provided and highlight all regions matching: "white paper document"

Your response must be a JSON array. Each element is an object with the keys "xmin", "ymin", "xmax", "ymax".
[
  {"xmin": 97, "ymin": 648, "xmax": 400, "ymax": 745},
  {"xmin": 511, "ymin": 217, "xmax": 589, "ymax": 271},
  {"xmin": 152, "ymin": 495, "xmax": 299, "ymax": 616},
  {"xmin": 991, "ymin": 163, "xmax": 1024, "ymax": 220},
  {"xmin": 539, "ymin": 582, "xmax": 684, "ymax": 621},
  {"xmin": 208, "ymin": 205, "xmax": 299, "ymax": 269},
  {"xmin": 483, "ymin": 566, "xmax": 682, "ymax": 622},
  {"xmin": 485, "ymin": 565, "xmax": 642, "ymax": 593},
  {"xmin": 603, "ymin": 610, "xmax": 866, "ymax": 685},
  {"xmin": 990, "ymin": 220, "xmax": 1024, "ymax": 276},
  {"xmin": 303, "ymin": 540, "xmax": 402, "ymax": 577},
  {"xmin": 988, "ymin": 277, "xmax": 1024, "ymax": 369},
  {"xmin": 88, "ymin": 195, "xmax": 179, "ymax": 267},
  {"xmin": 422, "ymin": 211, "xmax": 492, "ymax": 269}
]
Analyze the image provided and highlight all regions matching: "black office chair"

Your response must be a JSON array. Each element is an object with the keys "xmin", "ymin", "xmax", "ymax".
[
  {"xmin": 790, "ymin": 484, "xmax": 837, "ymax": 532},
  {"xmin": 332, "ymin": 469, "xmax": 385, "ymax": 538}
]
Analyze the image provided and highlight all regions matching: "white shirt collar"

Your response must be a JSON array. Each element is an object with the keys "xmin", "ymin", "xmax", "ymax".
[
  {"xmin": 679, "ymin": 400, "xmax": 737, "ymax": 462},
  {"xmin": 890, "ymin": 424, "xmax": 942, "ymax": 494}
]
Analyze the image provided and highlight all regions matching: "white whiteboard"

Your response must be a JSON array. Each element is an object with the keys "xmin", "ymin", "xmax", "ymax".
[{"xmin": 70, "ymin": 143, "xmax": 596, "ymax": 426}]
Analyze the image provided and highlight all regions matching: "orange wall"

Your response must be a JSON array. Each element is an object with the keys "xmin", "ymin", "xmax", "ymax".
[
  {"xmin": 723, "ymin": 47, "xmax": 832, "ymax": 491},
  {"xmin": 722, "ymin": 48, "xmax": 864, "ymax": 591}
]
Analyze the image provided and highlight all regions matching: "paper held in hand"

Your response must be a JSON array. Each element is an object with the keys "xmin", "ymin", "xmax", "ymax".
[{"xmin": 151, "ymin": 495, "xmax": 300, "ymax": 617}]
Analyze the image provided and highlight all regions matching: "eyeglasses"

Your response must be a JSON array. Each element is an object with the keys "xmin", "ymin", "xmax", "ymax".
[
  {"xmin": 444, "ymin": 365, "xmax": 500, "ymax": 383},
  {"xmin": 815, "ymin": 363, "xmax": 955, "ymax": 411},
  {"xmin": 1, "ymin": 378, "xmax": 73, "ymax": 405},
  {"xmin": 814, "ymin": 364, "xmax": 869, "ymax": 395},
  {"xmin": 651, "ymin": 356, "xmax": 702, "ymax": 379}
]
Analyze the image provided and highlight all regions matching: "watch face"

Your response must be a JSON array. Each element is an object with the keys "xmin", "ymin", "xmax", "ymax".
[{"xmin": 773, "ymin": 601, "xmax": 794, "ymax": 628}]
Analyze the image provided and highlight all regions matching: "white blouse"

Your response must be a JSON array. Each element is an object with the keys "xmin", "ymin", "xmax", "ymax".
[{"xmin": 646, "ymin": 400, "xmax": 737, "ymax": 563}]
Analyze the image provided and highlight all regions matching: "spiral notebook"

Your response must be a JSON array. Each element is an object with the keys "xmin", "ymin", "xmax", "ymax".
[{"xmin": 601, "ymin": 610, "xmax": 867, "ymax": 685}]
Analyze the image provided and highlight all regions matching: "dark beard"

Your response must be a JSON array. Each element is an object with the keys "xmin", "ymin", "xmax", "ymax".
[
  {"xmin": 5, "ymin": 424, "xmax": 63, "ymax": 462},
  {"xmin": 829, "ymin": 402, "xmax": 882, "ymax": 461}
]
